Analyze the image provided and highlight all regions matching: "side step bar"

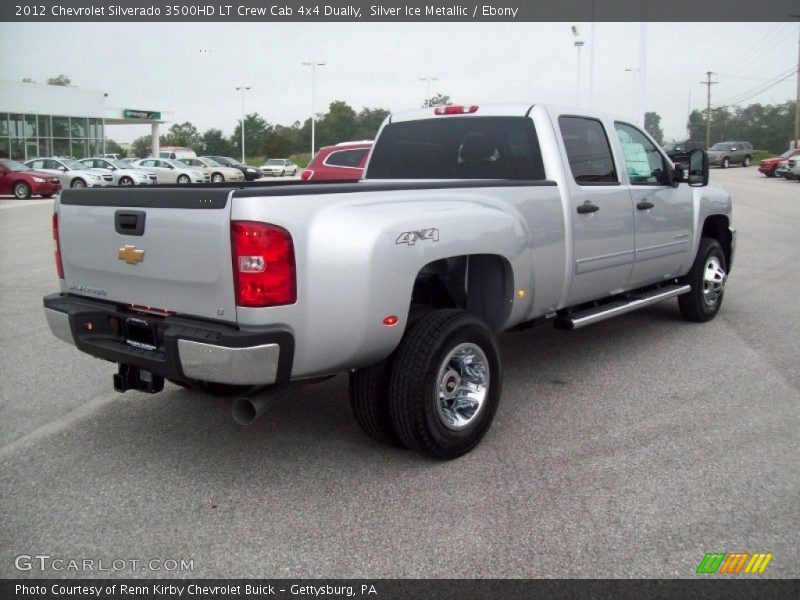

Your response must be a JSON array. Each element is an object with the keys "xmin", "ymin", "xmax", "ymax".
[{"xmin": 554, "ymin": 284, "xmax": 691, "ymax": 330}]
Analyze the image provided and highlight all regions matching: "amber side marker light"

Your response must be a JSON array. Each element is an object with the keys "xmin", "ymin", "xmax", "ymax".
[{"xmin": 382, "ymin": 315, "xmax": 399, "ymax": 326}]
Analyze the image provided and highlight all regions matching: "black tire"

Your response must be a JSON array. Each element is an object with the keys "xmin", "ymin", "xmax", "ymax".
[
  {"xmin": 722, "ymin": 157, "xmax": 730, "ymax": 169},
  {"xmin": 349, "ymin": 305, "xmax": 433, "ymax": 447},
  {"xmin": 119, "ymin": 176, "xmax": 134, "ymax": 186},
  {"xmin": 743, "ymin": 155, "xmax": 750, "ymax": 167},
  {"xmin": 13, "ymin": 181, "xmax": 31, "ymax": 199},
  {"xmin": 211, "ymin": 173, "xmax": 224, "ymax": 183},
  {"xmin": 177, "ymin": 174, "xmax": 191, "ymax": 185},
  {"xmin": 388, "ymin": 309, "xmax": 501, "ymax": 460},
  {"xmin": 70, "ymin": 178, "xmax": 86, "ymax": 188},
  {"xmin": 679, "ymin": 238, "xmax": 728, "ymax": 323}
]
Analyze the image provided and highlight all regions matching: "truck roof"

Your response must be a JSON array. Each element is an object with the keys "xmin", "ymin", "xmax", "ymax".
[{"xmin": 387, "ymin": 103, "xmax": 627, "ymax": 124}]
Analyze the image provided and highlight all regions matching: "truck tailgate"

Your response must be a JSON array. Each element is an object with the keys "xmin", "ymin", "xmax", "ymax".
[{"xmin": 57, "ymin": 187, "xmax": 237, "ymax": 323}]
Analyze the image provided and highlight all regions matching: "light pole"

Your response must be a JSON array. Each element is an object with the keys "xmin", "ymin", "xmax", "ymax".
[
  {"xmin": 234, "ymin": 85, "xmax": 250, "ymax": 163},
  {"xmin": 420, "ymin": 75, "xmax": 438, "ymax": 106},
  {"xmin": 625, "ymin": 67, "xmax": 639, "ymax": 121},
  {"xmin": 302, "ymin": 60, "xmax": 325, "ymax": 157},
  {"xmin": 572, "ymin": 26, "xmax": 584, "ymax": 108}
]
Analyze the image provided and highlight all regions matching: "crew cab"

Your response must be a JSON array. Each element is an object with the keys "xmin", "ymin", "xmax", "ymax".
[{"xmin": 43, "ymin": 104, "xmax": 734, "ymax": 460}]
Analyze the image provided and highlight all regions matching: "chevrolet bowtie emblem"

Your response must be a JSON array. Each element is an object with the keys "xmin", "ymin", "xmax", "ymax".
[{"xmin": 118, "ymin": 245, "xmax": 145, "ymax": 265}]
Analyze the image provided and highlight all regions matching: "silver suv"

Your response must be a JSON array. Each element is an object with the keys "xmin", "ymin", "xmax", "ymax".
[{"xmin": 707, "ymin": 141, "xmax": 753, "ymax": 168}]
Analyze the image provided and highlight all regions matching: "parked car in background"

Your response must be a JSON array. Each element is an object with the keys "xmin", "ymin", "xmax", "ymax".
[
  {"xmin": 178, "ymin": 157, "xmax": 244, "ymax": 182},
  {"xmin": 132, "ymin": 158, "xmax": 207, "ymax": 184},
  {"xmin": 663, "ymin": 140, "xmax": 705, "ymax": 166},
  {"xmin": 775, "ymin": 160, "xmax": 792, "ymax": 179},
  {"xmin": 788, "ymin": 157, "xmax": 800, "ymax": 180},
  {"xmin": 301, "ymin": 141, "xmax": 372, "ymax": 181},
  {"xmin": 757, "ymin": 149, "xmax": 800, "ymax": 177},
  {"xmin": 79, "ymin": 157, "xmax": 154, "ymax": 186},
  {"xmin": 25, "ymin": 157, "xmax": 113, "ymax": 188},
  {"xmin": 707, "ymin": 141, "xmax": 753, "ymax": 168},
  {"xmin": 158, "ymin": 146, "xmax": 197, "ymax": 160},
  {"xmin": 101, "ymin": 153, "xmax": 124, "ymax": 160},
  {"xmin": 0, "ymin": 158, "xmax": 61, "ymax": 199},
  {"xmin": 260, "ymin": 158, "xmax": 298, "ymax": 177},
  {"xmin": 204, "ymin": 156, "xmax": 262, "ymax": 181}
]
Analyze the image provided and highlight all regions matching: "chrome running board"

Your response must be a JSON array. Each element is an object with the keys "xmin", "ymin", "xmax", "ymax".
[{"xmin": 555, "ymin": 284, "xmax": 691, "ymax": 330}]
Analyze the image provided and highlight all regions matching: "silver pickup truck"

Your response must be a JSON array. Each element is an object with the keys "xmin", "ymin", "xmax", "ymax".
[{"xmin": 44, "ymin": 103, "xmax": 735, "ymax": 459}]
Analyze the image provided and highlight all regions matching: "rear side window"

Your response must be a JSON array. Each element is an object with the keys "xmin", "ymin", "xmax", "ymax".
[
  {"xmin": 366, "ymin": 116, "xmax": 545, "ymax": 180},
  {"xmin": 325, "ymin": 148, "xmax": 369, "ymax": 168},
  {"xmin": 558, "ymin": 116, "xmax": 617, "ymax": 184}
]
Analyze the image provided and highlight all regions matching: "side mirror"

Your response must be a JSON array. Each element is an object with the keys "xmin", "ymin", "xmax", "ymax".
[{"xmin": 688, "ymin": 149, "xmax": 709, "ymax": 187}]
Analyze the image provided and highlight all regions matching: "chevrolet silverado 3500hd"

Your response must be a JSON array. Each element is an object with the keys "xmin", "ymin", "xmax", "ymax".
[{"xmin": 44, "ymin": 103, "xmax": 734, "ymax": 459}]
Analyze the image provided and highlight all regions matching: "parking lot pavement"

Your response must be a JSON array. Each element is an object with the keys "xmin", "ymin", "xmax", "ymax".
[{"xmin": 0, "ymin": 167, "xmax": 797, "ymax": 579}]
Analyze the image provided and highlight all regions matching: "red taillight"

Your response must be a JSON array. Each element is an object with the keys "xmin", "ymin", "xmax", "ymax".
[
  {"xmin": 434, "ymin": 105, "xmax": 479, "ymax": 115},
  {"xmin": 52, "ymin": 212, "xmax": 64, "ymax": 279},
  {"xmin": 301, "ymin": 169, "xmax": 314, "ymax": 181},
  {"xmin": 231, "ymin": 221, "xmax": 296, "ymax": 307}
]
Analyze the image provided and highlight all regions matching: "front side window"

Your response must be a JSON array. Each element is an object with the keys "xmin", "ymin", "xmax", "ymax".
[
  {"xmin": 367, "ymin": 116, "xmax": 544, "ymax": 180},
  {"xmin": 614, "ymin": 122, "xmax": 669, "ymax": 185},
  {"xmin": 558, "ymin": 116, "xmax": 617, "ymax": 184}
]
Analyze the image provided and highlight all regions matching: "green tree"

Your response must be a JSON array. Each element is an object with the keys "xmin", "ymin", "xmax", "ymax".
[
  {"xmin": 200, "ymin": 128, "xmax": 233, "ymax": 156},
  {"xmin": 46, "ymin": 74, "xmax": 71, "ymax": 86},
  {"xmin": 316, "ymin": 101, "xmax": 358, "ymax": 147},
  {"xmin": 231, "ymin": 113, "xmax": 270, "ymax": 161},
  {"xmin": 22, "ymin": 77, "xmax": 36, "ymax": 83},
  {"xmin": 104, "ymin": 139, "xmax": 125, "ymax": 156},
  {"xmin": 131, "ymin": 135, "xmax": 151, "ymax": 158},
  {"xmin": 644, "ymin": 112, "xmax": 664, "ymax": 145},
  {"xmin": 354, "ymin": 107, "xmax": 390, "ymax": 140},
  {"xmin": 422, "ymin": 93, "xmax": 452, "ymax": 108},
  {"xmin": 160, "ymin": 122, "xmax": 201, "ymax": 150},
  {"xmin": 261, "ymin": 132, "xmax": 294, "ymax": 158}
]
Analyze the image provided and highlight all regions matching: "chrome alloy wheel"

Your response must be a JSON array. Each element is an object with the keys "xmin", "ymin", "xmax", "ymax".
[
  {"xmin": 435, "ymin": 342, "xmax": 489, "ymax": 431},
  {"xmin": 703, "ymin": 256, "xmax": 727, "ymax": 307}
]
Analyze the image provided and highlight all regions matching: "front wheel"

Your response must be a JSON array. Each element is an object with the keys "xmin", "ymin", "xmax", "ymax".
[
  {"xmin": 119, "ymin": 176, "xmax": 134, "ymax": 186},
  {"xmin": 388, "ymin": 309, "xmax": 501, "ymax": 459},
  {"xmin": 177, "ymin": 174, "xmax": 190, "ymax": 185},
  {"xmin": 722, "ymin": 157, "xmax": 730, "ymax": 169},
  {"xmin": 211, "ymin": 173, "xmax": 224, "ymax": 183},
  {"xmin": 71, "ymin": 178, "xmax": 86, "ymax": 188},
  {"xmin": 13, "ymin": 182, "xmax": 31, "ymax": 199},
  {"xmin": 679, "ymin": 238, "xmax": 727, "ymax": 322},
  {"xmin": 743, "ymin": 156, "xmax": 750, "ymax": 167}
]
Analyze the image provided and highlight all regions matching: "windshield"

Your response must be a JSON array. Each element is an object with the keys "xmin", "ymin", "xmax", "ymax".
[
  {"xmin": 265, "ymin": 159, "xmax": 284, "ymax": 165},
  {"xmin": 202, "ymin": 158, "xmax": 223, "ymax": 167},
  {"xmin": 710, "ymin": 143, "xmax": 732, "ymax": 151},
  {"xmin": 366, "ymin": 116, "xmax": 546, "ymax": 180},
  {"xmin": 2, "ymin": 159, "xmax": 32, "ymax": 172}
]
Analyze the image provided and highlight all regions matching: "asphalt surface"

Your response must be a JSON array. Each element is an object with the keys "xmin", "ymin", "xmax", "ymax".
[{"xmin": 0, "ymin": 168, "xmax": 797, "ymax": 579}]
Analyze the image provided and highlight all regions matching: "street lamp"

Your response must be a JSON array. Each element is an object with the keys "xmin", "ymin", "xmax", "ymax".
[
  {"xmin": 572, "ymin": 26, "xmax": 584, "ymax": 108},
  {"xmin": 625, "ymin": 67, "xmax": 639, "ymax": 121},
  {"xmin": 419, "ymin": 75, "xmax": 438, "ymax": 106},
  {"xmin": 301, "ymin": 60, "xmax": 326, "ymax": 157},
  {"xmin": 234, "ymin": 85, "xmax": 251, "ymax": 163}
]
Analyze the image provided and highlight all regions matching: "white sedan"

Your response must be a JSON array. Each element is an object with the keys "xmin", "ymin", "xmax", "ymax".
[
  {"xmin": 178, "ymin": 157, "xmax": 244, "ymax": 182},
  {"xmin": 79, "ymin": 157, "xmax": 155, "ymax": 186},
  {"xmin": 132, "ymin": 158, "xmax": 208, "ymax": 184},
  {"xmin": 24, "ymin": 157, "xmax": 113, "ymax": 188},
  {"xmin": 260, "ymin": 158, "xmax": 298, "ymax": 177}
]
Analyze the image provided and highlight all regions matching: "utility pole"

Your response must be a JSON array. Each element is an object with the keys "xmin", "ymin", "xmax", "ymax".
[
  {"xmin": 701, "ymin": 71, "xmax": 718, "ymax": 149},
  {"xmin": 234, "ymin": 85, "xmax": 250, "ymax": 163}
]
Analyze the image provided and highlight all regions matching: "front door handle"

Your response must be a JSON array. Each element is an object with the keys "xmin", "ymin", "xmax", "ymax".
[
  {"xmin": 577, "ymin": 202, "xmax": 600, "ymax": 214},
  {"xmin": 637, "ymin": 201, "xmax": 655, "ymax": 210}
]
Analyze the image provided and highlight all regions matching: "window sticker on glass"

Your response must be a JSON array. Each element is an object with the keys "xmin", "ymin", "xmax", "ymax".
[{"xmin": 621, "ymin": 142, "xmax": 652, "ymax": 180}]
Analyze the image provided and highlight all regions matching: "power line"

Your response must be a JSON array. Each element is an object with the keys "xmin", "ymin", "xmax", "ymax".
[
  {"xmin": 713, "ymin": 68, "xmax": 796, "ymax": 107},
  {"xmin": 715, "ymin": 23, "xmax": 793, "ymax": 76}
]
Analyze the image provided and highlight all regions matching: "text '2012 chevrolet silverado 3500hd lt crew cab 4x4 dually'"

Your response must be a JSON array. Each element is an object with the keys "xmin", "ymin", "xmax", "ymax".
[{"xmin": 44, "ymin": 103, "xmax": 735, "ymax": 459}]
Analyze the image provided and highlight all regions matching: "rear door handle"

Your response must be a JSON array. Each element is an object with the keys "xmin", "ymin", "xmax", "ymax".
[
  {"xmin": 577, "ymin": 202, "xmax": 600, "ymax": 214},
  {"xmin": 637, "ymin": 201, "xmax": 655, "ymax": 210}
]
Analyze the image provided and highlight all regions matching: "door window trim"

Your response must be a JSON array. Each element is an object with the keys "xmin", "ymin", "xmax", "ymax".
[{"xmin": 613, "ymin": 120, "xmax": 672, "ymax": 187}]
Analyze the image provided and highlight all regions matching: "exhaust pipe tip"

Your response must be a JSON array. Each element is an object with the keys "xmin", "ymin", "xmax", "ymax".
[{"xmin": 232, "ymin": 396, "xmax": 259, "ymax": 425}]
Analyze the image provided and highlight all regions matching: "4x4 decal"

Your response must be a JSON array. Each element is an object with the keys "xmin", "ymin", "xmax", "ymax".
[{"xmin": 396, "ymin": 228, "xmax": 440, "ymax": 246}]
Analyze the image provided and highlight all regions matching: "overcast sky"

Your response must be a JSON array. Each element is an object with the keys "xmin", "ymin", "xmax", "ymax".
[{"xmin": 0, "ymin": 21, "xmax": 797, "ymax": 143}]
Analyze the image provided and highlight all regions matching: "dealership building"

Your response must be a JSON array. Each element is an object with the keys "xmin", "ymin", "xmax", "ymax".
[{"xmin": 0, "ymin": 80, "xmax": 172, "ymax": 161}]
